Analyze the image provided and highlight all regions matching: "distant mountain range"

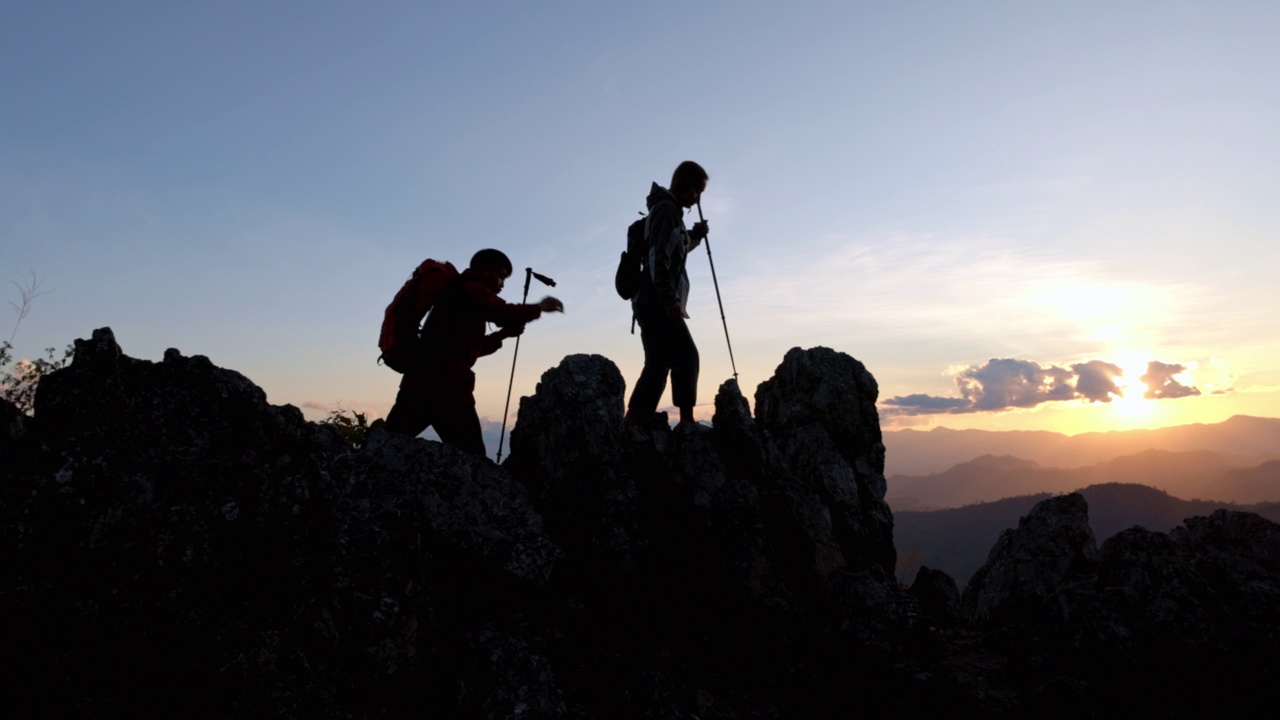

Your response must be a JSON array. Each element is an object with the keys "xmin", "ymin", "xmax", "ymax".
[
  {"xmin": 887, "ymin": 449, "xmax": 1280, "ymax": 509},
  {"xmin": 893, "ymin": 482, "xmax": 1280, "ymax": 585},
  {"xmin": 885, "ymin": 415, "xmax": 1280, "ymax": 586},
  {"xmin": 882, "ymin": 414, "xmax": 1280, "ymax": 477}
]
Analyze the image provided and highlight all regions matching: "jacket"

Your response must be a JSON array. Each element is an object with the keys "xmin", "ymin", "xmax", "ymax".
[
  {"xmin": 633, "ymin": 183, "xmax": 692, "ymax": 316},
  {"xmin": 400, "ymin": 268, "xmax": 543, "ymax": 404}
]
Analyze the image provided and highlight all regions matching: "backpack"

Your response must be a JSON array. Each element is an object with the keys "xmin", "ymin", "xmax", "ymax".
[
  {"xmin": 614, "ymin": 215, "xmax": 648, "ymax": 300},
  {"xmin": 377, "ymin": 259, "xmax": 459, "ymax": 373}
]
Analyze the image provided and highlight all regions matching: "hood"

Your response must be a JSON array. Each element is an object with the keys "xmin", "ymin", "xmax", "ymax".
[{"xmin": 646, "ymin": 182, "xmax": 677, "ymax": 211}]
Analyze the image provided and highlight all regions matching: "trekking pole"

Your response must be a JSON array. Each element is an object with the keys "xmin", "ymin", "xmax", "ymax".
[
  {"xmin": 496, "ymin": 268, "xmax": 556, "ymax": 463},
  {"xmin": 697, "ymin": 201, "xmax": 738, "ymax": 379}
]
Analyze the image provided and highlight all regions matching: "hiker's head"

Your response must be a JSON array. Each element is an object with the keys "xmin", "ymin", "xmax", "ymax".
[
  {"xmin": 470, "ymin": 249, "xmax": 513, "ymax": 293},
  {"xmin": 670, "ymin": 160, "xmax": 709, "ymax": 209}
]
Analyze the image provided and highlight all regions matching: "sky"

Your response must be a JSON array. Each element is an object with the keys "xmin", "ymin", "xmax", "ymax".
[{"xmin": 3, "ymin": 1, "xmax": 1278, "ymax": 456}]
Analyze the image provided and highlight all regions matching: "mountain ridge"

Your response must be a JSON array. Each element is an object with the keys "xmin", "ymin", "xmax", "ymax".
[
  {"xmin": 888, "ymin": 447, "xmax": 1278, "ymax": 509},
  {"xmin": 884, "ymin": 414, "xmax": 1280, "ymax": 476},
  {"xmin": 895, "ymin": 481, "xmax": 1280, "ymax": 585}
]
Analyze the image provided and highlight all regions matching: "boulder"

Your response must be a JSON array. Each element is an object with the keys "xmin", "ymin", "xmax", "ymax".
[
  {"xmin": 962, "ymin": 493, "xmax": 1098, "ymax": 628},
  {"xmin": 755, "ymin": 346, "xmax": 895, "ymax": 575},
  {"xmin": 909, "ymin": 566, "xmax": 963, "ymax": 628}
]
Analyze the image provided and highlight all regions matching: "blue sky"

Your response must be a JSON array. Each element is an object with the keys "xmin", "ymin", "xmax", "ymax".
[{"xmin": 4, "ymin": 1, "xmax": 1278, "ymax": 453}]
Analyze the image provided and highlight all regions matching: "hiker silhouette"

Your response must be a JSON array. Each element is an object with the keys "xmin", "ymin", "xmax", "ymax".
[
  {"xmin": 382, "ymin": 248, "xmax": 563, "ymax": 455},
  {"xmin": 624, "ymin": 161, "xmax": 710, "ymax": 434}
]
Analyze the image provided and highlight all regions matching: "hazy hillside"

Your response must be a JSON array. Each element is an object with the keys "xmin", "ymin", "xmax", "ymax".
[
  {"xmin": 894, "ymin": 482, "xmax": 1280, "ymax": 585},
  {"xmin": 883, "ymin": 414, "xmax": 1280, "ymax": 476},
  {"xmin": 1216, "ymin": 460, "xmax": 1280, "ymax": 503},
  {"xmin": 886, "ymin": 448, "xmax": 1273, "ymax": 509}
]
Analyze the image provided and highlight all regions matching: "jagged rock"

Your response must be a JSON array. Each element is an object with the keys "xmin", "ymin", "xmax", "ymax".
[
  {"xmin": 1173, "ymin": 508, "xmax": 1280, "ymax": 573},
  {"xmin": 755, "ymin": 346, "xmax": 895, "ymax": 575},
  {"xmin": 34, "ymin": 328, "xmax": 307, "ymax": 468},
  {"xmin": 909, "ymin": 566, "xmax": 963, "ymax": 628},
  {"xmin": 1170, "ymin": 510, "xmax": 1280, "ymax": 656},
  {"xmin": 954, "ymin": 495, "xmax": 1280, "ymax": 714},
  {"xmin": 505, "ymin": 353, "xmax": 645, "ymax": 578},
  {"xmin": 4, "ymin": 327, "xmax": 562, "ymax": 718},
  {"xmin": 503, "ymin": 346, "xmax": 915, "ymax": 716},
  {"xmin": 962, "ymin": 493, "xmax": 1098, "ymax": 628},
  {"xmin": 360, "ymin": 432, "xmax": 561, "ymax": 585},
  {"xmin": 711, "ymin": 377, "xmax": 753, "ymax": 437},
  {"xmin": 8, "ymin": 327, "xmax": 1280, "ymax": 717},
  {"xmin": 1091, "ymin": 525, "xmax": 1216, "ymax": 669}
]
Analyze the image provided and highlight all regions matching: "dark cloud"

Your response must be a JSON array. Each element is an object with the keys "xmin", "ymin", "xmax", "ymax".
[
  {"xmin": 883, "ymin": 356, "xmax": 1203, "ymax": 416},
  {"xmin": 1140, "ymin": 361, "xmax": 1201, "ymax": 400},
  {"xmin": 884, "ymin": 357, "xmax": 1080, "ymax": 416},
  {"xmin": 955, "ymin": 358, "xmax": 1075, "ymax": 410},
  {"xmin": 1071, "ymin": 360, "xmax": 1125, "ymax": 403}
]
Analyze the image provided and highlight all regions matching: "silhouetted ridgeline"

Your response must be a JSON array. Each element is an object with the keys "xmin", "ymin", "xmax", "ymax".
[
  {"xmin": 3, "ymin": 327, "xmax": 1279, "ymax": 718},
  {"xmin": 895, "ymin": 483, "xmax": 1280, "ymax": 585}
]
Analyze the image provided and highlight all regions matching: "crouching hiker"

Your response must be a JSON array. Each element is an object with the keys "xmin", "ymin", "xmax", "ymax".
[{"xmin": 384, "ymin": 249, "xmax": 564, "ymax": 455}]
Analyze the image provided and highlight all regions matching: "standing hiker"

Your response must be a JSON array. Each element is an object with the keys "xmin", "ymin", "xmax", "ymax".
[
  {"xmin": 385, "ymin": 249, "xmax": 563, "ymax": 455},
  {"xmin": 624, "ymin": 160, "xmax": 710, "ymax": 433}
]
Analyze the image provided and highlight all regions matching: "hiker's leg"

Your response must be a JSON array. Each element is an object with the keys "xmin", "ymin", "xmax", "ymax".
[
  {"xmin": 627, "ymin": 305, "xmax": 671, "ymax": 420},
  {"xmin": 385, "ymin": 387, "xmax": 433, "ymax": 437},
  {"xmin": 433, "ymin": 403, "xmax": 487, "ymax": 457},
  {"xmin": 667, "ymin": 316, "xmax": 699, "ymax": 415}
]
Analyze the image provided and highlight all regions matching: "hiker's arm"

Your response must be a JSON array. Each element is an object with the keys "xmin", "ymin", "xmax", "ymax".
[
  {"xmin": 647, "ymin": 206, "xmax": 683, "ymax": 308},
  {"xmin": 463, "ymin": 282, "xmax": 543, "ymax": 326},
  {"xmin": 479, "ymin": 324, "xmax": 524, "ymax": 357}
]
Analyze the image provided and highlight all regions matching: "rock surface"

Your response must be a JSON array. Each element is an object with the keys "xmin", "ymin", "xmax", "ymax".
[
  {"xmin": 3, "ymin": 327, "xmax": 1279, "ymax": 718},
  {"xmin": 962, "ymin": 492, "xmax": 1098, "ymax": 628}
]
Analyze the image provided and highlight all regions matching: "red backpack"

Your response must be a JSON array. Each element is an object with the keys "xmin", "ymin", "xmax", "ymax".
[{"xmin": 377, "ymin": 259, "xmax": 459, "ymax": 373}]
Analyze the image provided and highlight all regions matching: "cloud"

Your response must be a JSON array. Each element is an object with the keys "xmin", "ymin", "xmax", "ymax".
[
  {"xmin": 883, "ymin": 356, "xmax": 1204, "ymax": 416},
  {"xmin": 1140, "ymin": 361, "xmax": 1201, "ymax": 400},
  {"xmin": 955, "ymin": 358, "xmax": 1076, "ymax": 410},
  {"xmin": 1071, "ymin": 360, "xmax": 1124, "ymax": 403}
]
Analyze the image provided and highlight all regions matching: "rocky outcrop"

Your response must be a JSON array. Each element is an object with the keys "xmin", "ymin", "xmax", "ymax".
[
  {"xmin": 2, "ymin": 329, "xmax": 914, "ymax": 718},
  {"xmin": 755, "ymin": 346, "xmax": 895, "ymax": 575},
  {"xmin": 3, "ymin": 328, "xmax": 562, "ymax": 718},
  {"xmin": 503, "ymin": 350, "xmax": 919, "ymax": 716},
  {"xmin": 505, "ymin": 354, "xmax": 641, "ymax": 577},
  {"xmin": 962, "ymin": 493, "xmax": 1098, "ymax": 628},
  {"xmin": 958, "ymin": 492, "xmax": 1280, "ymax": 714},
  {"xmin": 908, "ymin": 566, "xmax": 963, "ymax": 628},
  {"xmin": 4, "ymin": 327, "xmax": 1279, "ymax": 718}
]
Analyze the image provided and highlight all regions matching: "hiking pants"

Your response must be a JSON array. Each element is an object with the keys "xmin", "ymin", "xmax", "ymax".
[
  {"xmin": 385, "ymin": 387, "xmax": 486, "ymax": 456},
  {"xmin": 628, "ymin": 303, "xmax": 699, "ymax": 417}
]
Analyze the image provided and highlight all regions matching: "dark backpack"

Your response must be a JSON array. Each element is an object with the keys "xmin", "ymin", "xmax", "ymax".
[
  {"xmin": 377, "ymin": 259, "xmax": 459, "ymax": 373},
  {"xmin": 614, "ymin": 215, "xmax": 648, "ymax": 300}
]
